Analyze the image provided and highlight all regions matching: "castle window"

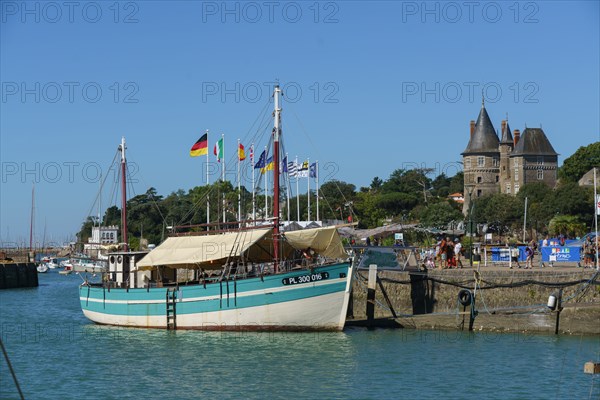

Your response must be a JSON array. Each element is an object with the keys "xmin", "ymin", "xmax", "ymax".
[
  {"xmin": 465, "ymin": 158, "xmax": 471, "ymax": 169},
  {"xmin": 506, "ymin": 183, "xmax": 511, "ymax": 194},
  {"xmin": 477, "ymin": 189, "xmax": 482, "ymax": 197},
  {"xmin": 514, "ymin": 159, "xmax": 519, "ymax": 181},
  {"xmin": 537, "ymin": 169, "xmax": 543, "ymax": 180},
  {"xmin": 514, "ymin": 184, "xmax": 520, "ymax": 194},
  {"xmin": 492, "ymin": 157, "xmax": 499, "ymax": 167},
  {"xmin": 496, "ymin": 175, "xmax": 499, "ymax": 182},
  {"xmin": 477, "ymin": 156, "xmax": 485, "ymax": 167},
  {"xmin": 477, "ymin": 176, "xmax": 482, "ymax": 183},
  {"xmin": 537, "ymin": 156, "xmax": 544, "ymax": 165}
]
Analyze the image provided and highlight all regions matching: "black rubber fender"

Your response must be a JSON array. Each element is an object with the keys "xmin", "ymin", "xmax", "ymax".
[{"xmin": 458, "ymin": 289, "xmax": 473, "ymax": 307}]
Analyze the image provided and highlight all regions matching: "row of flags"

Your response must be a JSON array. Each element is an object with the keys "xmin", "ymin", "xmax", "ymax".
[{"xmin": 189, "ymin": 133, "xmax": 316, "ymax": 177}]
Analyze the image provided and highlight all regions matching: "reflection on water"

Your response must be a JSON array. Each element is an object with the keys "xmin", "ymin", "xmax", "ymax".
[{"xmin": 1, "ymin": 272, "xmax": 598, "ymax": 400}]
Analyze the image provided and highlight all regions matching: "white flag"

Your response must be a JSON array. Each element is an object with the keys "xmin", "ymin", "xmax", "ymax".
[{"xmin": 596, "ymin": 194, "xmax": 600, "ymax": 216}]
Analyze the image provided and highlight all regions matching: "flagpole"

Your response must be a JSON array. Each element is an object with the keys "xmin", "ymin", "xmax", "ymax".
[
  {"xmin": 264, "ymin": 146, "xmax": 268, "ymax": 219},
  {"xmin": 316, "ymin": 160, "xmax": 319, "ymax": 222},
  {"xmin": 206, "ymin": 130, "xmax": 210, "ymax": 230},
  {"xmin": 237, "ymin": 138, "xmax": 241, "ymax": 223},
  {"xmin": 286, "ymin": 152, "xmax": 290, "ymax": 223},
  {"xmin": 595, "ymin": 167, "xmax": 598, "ymax": 270},
  {"xmin": 222, "ymin": 133, "xmax": 225, "ymax": 225},
  {"xmin": 307, "ymin": 157, "xmax": 311, "ymax": 221},
  {"xmin": 251, "ymin": 143, "xmax": 255, "ymax": 222},
  {"xmin": 295, "ymin": 155, "xmax": 300, "ymax": 222}
]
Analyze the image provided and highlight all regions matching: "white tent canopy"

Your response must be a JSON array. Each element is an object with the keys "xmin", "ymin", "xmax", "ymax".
[
  {"xmin": 137, "ymin": 228, "xmax": 272, "ymax": 269},
  {"xmin": 283, "ymin": 227, "xmax": 347, "ymax": 260},
  {"xmin": 136, "ymin": 226, "xmax": 347, "ymax": 269}
]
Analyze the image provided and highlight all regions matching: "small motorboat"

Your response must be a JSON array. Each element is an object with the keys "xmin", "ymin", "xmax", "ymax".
[
  {"xmin": 37, "ymin": 263, "xmax": 49, "ymax": 273},
  {"xmin": 59, "ymin": 265, "xmax": 73, "ymax": 275}
]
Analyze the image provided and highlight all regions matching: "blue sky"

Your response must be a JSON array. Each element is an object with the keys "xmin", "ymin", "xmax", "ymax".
[{"xmin": 1, "ymin": 0, "xmax": 599, "ymax": 245}]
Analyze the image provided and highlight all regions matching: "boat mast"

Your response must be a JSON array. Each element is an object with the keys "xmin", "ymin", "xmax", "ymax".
[
  {"xmin": 273, "ymin": 85, "xmax": 281, "ymax": 273},
  {"xmin": 119, "ymin": 137, "xmax": 129, "ymax": 251},
  {"xmin": 29, "ymin": 183, "xmax": 34, "ymax": 252}
]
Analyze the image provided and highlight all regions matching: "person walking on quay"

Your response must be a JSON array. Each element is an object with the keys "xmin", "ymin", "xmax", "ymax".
[
  {"xmin": 542, "ymin": 235, "xmax": 549, "ymax": 248},
  {"xmin": 446, "ymin": 237, "xmax": 455, "ymax": 268},
  {"xmin": 510, "ymin": 245, "xmax": 521, "ymax": 269},
  {"xmin": 454, "ymin": 238, "xmax": 463, "ymax": 268},
  {"xmin": 438, "ymin": 237, "xmax": 447, "ymax": 269},
  {"xmin": 525, "ymin": 241, "xmax": 535, "ymax": 269},
  {"xmin": 583, "ymin": 237, "xmax": 594, "ymax": 268}
]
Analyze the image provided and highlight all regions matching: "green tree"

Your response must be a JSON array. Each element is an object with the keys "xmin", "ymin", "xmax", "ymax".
[
  {"xmin": 472, "ymin": 193, "xmax": 522, "ymax": 235},
  {"xmin": 418, "ymin": 202, "xmax": 464, "ymax": 228},
  {"xmin": 101, "ymin": 205, "xmax": 121, "ymax": 227},
  {"xmin": 354, "ymin": 191, "xmax": 385, "ymax": 228},
  {"xmin": 431, "ymin": 173, "xmax": 451, "ymax": 197},
  {"xmin": 548, "ymin": 215, "xmax": 587, "ymax": 237},
  {"xmin": 517, "ymin": 183, "xmax": 554, "ymax": 233},
  {"xmin": 558, "ymin": 142, "xmax": 600, "ymax": 182},
  {"xmin": 317, "ymin": 180, "xmax": 356, "ymax": 220},
  {"xmin": 548, "ymin": 182, "xmax": 593, "ymax": 226},
  {"xmin": 448, "ymin": 172, "xmax": 464, "ymax": 195}
]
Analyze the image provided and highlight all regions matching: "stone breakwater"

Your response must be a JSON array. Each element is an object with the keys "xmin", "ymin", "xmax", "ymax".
[
  {"xmin": 349, "ymin": 268, "xmax": 600, "ymax": 335},
  {"xmin": 0, "ymin": 263, "xmax": 39, "ymax": 289}
]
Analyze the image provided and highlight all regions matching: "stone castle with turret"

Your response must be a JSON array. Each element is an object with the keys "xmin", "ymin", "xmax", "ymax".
[{"xmin": 462, "ymin": 101, "xmax": 558, "ymax": 213}]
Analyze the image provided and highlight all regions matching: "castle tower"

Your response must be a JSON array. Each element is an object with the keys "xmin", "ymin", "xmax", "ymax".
[
  {"xmin": 509, "ymin": 127, "xmax": 558, "ymax": 193},
  {"xmin": 498, "ymin": 118, "xmax": 514, "ymax": 194},
  {"xmin": 462, "ymin": 100, "xmax": 500, "ymax": 214}
]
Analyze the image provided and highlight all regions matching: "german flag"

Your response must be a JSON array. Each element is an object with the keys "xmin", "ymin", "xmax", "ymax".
[{"xmin": 190, "ymin": 133, "xmax": 208, "ymax": 157}]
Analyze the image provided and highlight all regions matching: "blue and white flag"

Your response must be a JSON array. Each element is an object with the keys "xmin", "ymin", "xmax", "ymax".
[
  {"xmin": 309, "ymin": 162, "xmax": 317, "ymax": 179},
  {"xmin": 287, "ymin": 161, "xmax": 297, "ymax": 177},
  {"xmin": 254, "ymin": 150, "xmax": 266, "ymax": 169}
]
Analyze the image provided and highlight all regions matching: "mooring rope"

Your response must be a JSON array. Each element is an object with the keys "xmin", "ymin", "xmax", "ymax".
[{"xmin": 0, "ymin": 337, "xmax": 25, "ymax": 400}]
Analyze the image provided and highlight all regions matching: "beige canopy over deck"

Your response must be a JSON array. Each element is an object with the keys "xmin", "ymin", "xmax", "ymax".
[{"xmin": 136, "ymin": 226, "xmax": 347, "ymax": 270}]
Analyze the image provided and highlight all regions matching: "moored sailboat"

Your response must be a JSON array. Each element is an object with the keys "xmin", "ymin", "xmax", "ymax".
[{"xmin": 79, "ymin": 86, "xmax": 355, "ymax": 330}]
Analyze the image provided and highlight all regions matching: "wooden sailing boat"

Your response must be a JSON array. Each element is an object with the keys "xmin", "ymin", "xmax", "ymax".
[{"xmin": 79, "ymin": 86, "xmax": 355, "ymax": 330}]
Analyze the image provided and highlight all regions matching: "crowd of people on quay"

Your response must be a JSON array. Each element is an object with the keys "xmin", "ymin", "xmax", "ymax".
[{"xmin": 358, "ymin": 232, "xmax": 599, "ymax": 270}]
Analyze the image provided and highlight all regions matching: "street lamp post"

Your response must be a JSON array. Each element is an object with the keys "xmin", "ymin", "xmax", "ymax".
[{"xmin": 468, "ymin": 189, "xmax": 474, "ymax": 268}]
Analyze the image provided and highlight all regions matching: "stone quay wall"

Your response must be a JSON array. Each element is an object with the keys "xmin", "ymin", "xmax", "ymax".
[{"xmin": 349, "ymin": 268, "xmax": 599, "ymax": 321}]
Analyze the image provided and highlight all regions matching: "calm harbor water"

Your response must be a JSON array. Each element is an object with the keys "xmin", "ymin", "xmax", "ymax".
[{"xmin": 1, "ymin": 271, "xmax": 598, "ymax": 400}]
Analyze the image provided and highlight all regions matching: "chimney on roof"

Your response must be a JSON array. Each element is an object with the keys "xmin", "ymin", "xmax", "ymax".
[
  {"xmin": 513, "ymin": 129, "xmax": 520, "ymax": 147},
  {"xmin": 470, "ymin": 120, "xmax": 476, "ymax": 138}
]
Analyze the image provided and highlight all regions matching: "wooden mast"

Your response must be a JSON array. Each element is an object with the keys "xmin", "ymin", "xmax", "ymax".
[
  {"xmin": 119, "ymin": 137, "xmax": 129, "ymax": 251},
  {"xmin": 273, "ymin": 85, "xmax": 281, "ymax": 273}
]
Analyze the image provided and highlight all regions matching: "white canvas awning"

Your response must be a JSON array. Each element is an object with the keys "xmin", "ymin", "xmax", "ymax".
[
  {"xmin": 136, "ymin": 226, "xmax": 348, "ymax": 270},
  {"xmin": 283, "ymin": 226, "xmax": 347, "ymax": 259},
  {"xmin": 136, "ymin": 229, "xmax": 273, "ymax": 269}
]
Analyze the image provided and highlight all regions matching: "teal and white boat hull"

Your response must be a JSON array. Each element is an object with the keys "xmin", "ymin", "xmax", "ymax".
[{"xmin": 80, "ymin": 263, "xmax": 353, "ymax": 331}]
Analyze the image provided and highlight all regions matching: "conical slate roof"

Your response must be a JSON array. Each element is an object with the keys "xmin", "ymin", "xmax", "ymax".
[
  {"xmin": 462, "ymin": 103, "xmax": 499, "ymax": 154},
  {"xmin": 500, "ymin": 120, "xmax": 513, "ymax": 144},
  {"xmin": 511, "ymin": 128, "xmax": 558, "ymax": 156}
]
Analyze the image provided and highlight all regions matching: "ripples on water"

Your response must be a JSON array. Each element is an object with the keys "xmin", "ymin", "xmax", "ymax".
[{"xmin": 1, "ymin": 272, "xmax": 598, "ymax": 399}]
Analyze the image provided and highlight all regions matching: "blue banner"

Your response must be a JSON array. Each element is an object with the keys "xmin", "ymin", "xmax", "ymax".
[{"xmin": 541, "ymin": 246, "xmax": 581, "ymax": 263}]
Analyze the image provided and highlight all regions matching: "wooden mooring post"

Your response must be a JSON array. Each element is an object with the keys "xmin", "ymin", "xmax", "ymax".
[{"xmin": 366, "ymin": 264, "xmax": 377, "ymax": 322}]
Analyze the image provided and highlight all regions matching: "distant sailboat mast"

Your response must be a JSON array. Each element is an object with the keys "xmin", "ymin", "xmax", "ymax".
[{"xmin": 119, "ymin": 137, "xmax": 129, "ymax": 251}]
